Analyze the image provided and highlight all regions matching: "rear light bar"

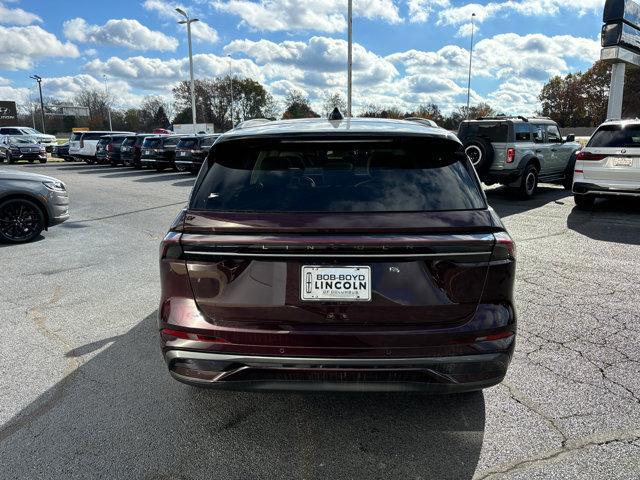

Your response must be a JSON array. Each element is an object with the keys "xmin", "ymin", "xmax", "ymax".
[
  {"xmin": 162, "ymin": 328, "xmax": 229, "ymax": 344},
  {"xmin": 506, "ymin": 148, "xmax": 516, "ymax": 164},
  {"xmin": 493, "ymin": 231, "xmax": 516, "ymax": 260},
  {"xmin": 576, "ymin": 151, "xmax": 607, "ymax": 161}
]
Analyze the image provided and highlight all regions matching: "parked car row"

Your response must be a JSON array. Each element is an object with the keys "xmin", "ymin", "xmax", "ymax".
[{"xmin": 65, "ymin": 131, "xmax": 220, "ymax": 174}]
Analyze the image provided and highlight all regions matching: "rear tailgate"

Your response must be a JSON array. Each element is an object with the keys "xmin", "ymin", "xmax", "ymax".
[{"xmin": 181, "ymin": 212, "xmax": 497, "ymax": 328}]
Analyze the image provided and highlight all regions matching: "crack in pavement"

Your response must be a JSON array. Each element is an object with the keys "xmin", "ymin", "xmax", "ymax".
[
  {"xmin": 474, "ymin": 428, "xmax": 640, "ymax": 480},
  {"xmin": 0, "ymin": 286, "xmax": 82, "ymax": 443}
]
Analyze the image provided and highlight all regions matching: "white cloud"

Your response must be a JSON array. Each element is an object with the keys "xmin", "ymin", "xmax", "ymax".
[
  {"xmin": 0, "ymin": 25, "xmax": 79, "ymax": 70},
  {"xmin": 437, "ymin": 0, "xmax": 605, "ymax": 26},
  {"xmin": 213, "ymin": 0, "xmax": 401, "ymax": 32},
  {"xmin": 190, "ymin": 21, "xmax": 220, "ymax": 44},
  {"xmin": 0, "ymin": 2, "xmax": 42, "ymax": 25},
  {"xmin": 85, "ymin": 54, "xmax": 264, "ymax": 91},
  {"xmin": 225, "ymin": 36, "xmax": 398, "ymax": 87},
  {"xmin": 455, "ymin": 22, "xmax": 476, "ymax": 38},
  {"xmin": 63, "ymin": 18, "xmax": 178, "ymax": 52},
  {"xmin": 143, "ymin": 0, "xmax": 219, "ymax": 44},
  {"xmin": 407, "ymin": 0, "xmax": 450, "ymax": 23}
]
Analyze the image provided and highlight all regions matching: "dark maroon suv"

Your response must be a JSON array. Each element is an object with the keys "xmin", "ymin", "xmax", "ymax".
[{"xmin": 159, "ymin": 117, "xmax": 516, "ymax": 392}]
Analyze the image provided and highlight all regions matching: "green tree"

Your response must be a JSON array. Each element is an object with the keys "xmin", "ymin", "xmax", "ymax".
[{"xmin": 282, "ymin": 91, "xmax": 319, "ymax": 119}]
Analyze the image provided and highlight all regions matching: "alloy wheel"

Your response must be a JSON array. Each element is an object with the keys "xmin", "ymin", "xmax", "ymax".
[{"xmin": 0, "ymin": 199, "xmax": 44, "ymax": 243}]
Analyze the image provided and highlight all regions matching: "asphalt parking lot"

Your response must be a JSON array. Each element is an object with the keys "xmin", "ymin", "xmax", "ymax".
[{"xmin": 1, "ymin": 162, "xmax": 639, "ymax": 480}]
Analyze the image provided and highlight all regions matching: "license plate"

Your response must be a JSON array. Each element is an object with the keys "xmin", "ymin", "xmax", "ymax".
[
  {"xmin": 613, "ymin": 157, "xmax": 634, "ymax": 167},
  {"xmin": 301, "ymin": 266, "xmax": 371, "ymax": 302},
  {"xmin": 180, "ymin": 151, "xmax": 187, "ymax": 156},
  {"xmin": 144, "ymin": 150, "xmax": 151, "ymax": 155}
]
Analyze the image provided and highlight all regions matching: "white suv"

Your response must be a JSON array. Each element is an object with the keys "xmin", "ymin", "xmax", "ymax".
[
  {"xmin": 70, "ymin": 131, "xmax": 133, "ymax": 164},
  {"xmin": 573, "ymin": 119, "xmax": 640, "ymax": 209},
  {"xmin": 0, "ymin": 126, "xmax": 57, "ymax": 152}
]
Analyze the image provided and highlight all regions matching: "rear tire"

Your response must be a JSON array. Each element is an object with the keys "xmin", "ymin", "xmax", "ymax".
[
  {"xmin": 464, "ymin": 138, "xmax": 494, "ymax": 174},
  {"xmin": 563, "ymin": 153, "xmax": 577, "ymax": 190},
  {"xmin": 7, "ymin": 152, "xmax": 15, "ymax": 164},
  {"xmin": 516, "ymin": 164, "xmax": 539, "ymax": 199},
  {"xmin": 574, "ymin": 194, "xmax": 595, "ymax": 210},
  {"xmin": 39, "ymin": 158, "xmax": 47, "ymax": 164}
]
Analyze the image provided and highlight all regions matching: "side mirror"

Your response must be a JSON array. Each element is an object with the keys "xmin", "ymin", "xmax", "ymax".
[{"xmin": 564, "ymin": 134, "xmax": 575, "ymax": 143}]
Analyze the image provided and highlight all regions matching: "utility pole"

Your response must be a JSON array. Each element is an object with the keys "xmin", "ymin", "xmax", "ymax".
[
  {"xmin": 103, "ymin": 74, "xmax": 113, "ymax": 131},
  {"xmin": 176, "ymin": 8, "xmax": 199, "ymax": 134},
  {"xmin": 29, "ymin": 75, "xmax": 46, "ymax": 133},
  {"xmin": 466, "ymin": 13, "xmax": 476, "ymax": 118},
  {"xmin": 347, "ymin": 0, "xmax": 353, "ymax": 117},
  {"xmin": 228, "ymin": 54, "xmax": 234, "ymax": 128}
]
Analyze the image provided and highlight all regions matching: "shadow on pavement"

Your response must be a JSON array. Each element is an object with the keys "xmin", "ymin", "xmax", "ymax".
[
  {"xmin": 567, "ymin": 197, "xmax": 640, "ymax": 246},
  {"xmin": 173, "ymin": 178, "xmax": 196, "ymax": 188},
  {"xmin": 0, "ymin": 313, "xmax": 486, "ymax": 480},
  {"xmin": 134, "ymin": 172, "xmax": 189, "ymax": 183},
  {"xmin": 486, "ymin": 185, "xmax": 572, "ymax": 219}
]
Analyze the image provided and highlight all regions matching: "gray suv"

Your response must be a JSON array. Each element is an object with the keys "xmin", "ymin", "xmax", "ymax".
[{"xmin": 458, "ymin": 116, "xmax": 581, "ymax": 198}]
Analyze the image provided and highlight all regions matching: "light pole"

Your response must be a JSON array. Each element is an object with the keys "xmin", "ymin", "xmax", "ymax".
[
  {"xmin": 176, "ymin": 8, "xmax": 199, "ymax": 134},
  {"xmin": 227, "ymin": 54, "xmax": 234, "ymax": 128},
  {"xmin": 29, "ymin": 75, "xmax": 46, "ymax": 133},
  {"xmin": 347, "ymin": 0, "xmax": 353, "ymax": 117},
  {"xmin": 103, "ymin": 74, "xmax": 113, "ymax": 131},
  {"xmin": 466, "ymin": 12, "xmax": 476, "ymax": 118}
]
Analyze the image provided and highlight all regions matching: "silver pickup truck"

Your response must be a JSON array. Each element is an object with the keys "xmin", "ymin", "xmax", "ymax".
[{"xmin": 458, "ymin": 116, "xmax": 581, "ymax": 198}]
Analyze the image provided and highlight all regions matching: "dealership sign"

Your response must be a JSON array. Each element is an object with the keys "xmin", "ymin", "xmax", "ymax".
[
  {"xmin": 602, "ymin": 0, "xmax": 640, "ymax": 56},
  {"xmin": 0, "ymin": 101, "xmax": 17, "ymax": 120}
]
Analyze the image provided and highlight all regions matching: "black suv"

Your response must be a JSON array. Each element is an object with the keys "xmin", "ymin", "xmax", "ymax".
[
  {"xmin": 95, "ymin": 135, "xmax": 130, "ymax": 166},
  {"xmin": 121, "ymin": 134, "xmax": 153, "ymax": 169},
  {"xmin": 174, "ymin": 135, "xmax": 219, "ymax": 174},
  {"xmin": 458, "ymin": 116, "xmax": 581, "ymax": 198},
  {"xmin": 140, "ymin": 135, "xmax": 182, "ymax": 171}
]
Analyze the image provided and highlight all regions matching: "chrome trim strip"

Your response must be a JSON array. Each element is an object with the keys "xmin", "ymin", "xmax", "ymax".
[
  {"xmin": 183, "ymin": 250, "xmax": 491, "ymax": 259},
  {"xmin": 165, "ymin": 350, "xmax": 504, "ymax": 366}
]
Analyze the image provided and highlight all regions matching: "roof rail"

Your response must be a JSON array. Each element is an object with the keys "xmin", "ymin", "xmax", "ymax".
[{"xmin": 477, "ymin": 115, "xmax": 529, "ymax": 122}]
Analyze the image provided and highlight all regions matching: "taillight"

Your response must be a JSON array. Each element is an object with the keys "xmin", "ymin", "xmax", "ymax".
[
  {"xmin": 107, "ymin": 144, "xmax": 113, "ymax": 152},
  {"xmin": 161, "ymin": 328, "xmax": 229, "ymax": 344},
  {"xmin": 576, "ymin": 151, "xmax": 606, "ymax": 161},
  {"xmin": 493, "ymin": 231, "xmax": 516, "ymax": 260},
  {"xmin": 506, "ymin": 148, "xmax": 516, "ymax": 164}
]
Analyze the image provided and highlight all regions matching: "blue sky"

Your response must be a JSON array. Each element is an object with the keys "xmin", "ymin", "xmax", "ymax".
[{"xmin": 0, "ymin": 0, "xmax": 605, "ymax": 116}]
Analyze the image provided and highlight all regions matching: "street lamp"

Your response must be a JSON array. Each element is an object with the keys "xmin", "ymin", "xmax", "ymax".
[
  {"xmin": 103, "ymin": 74, "xmax": 113, "ymax": 131},
  {"xmin": 176, "ymin": 8, "xmax": 199, "ymax": 134},
  {"xmin": 29, "ymin": 75, "xmax": 46, "ymax": 133},
  {"xmin": 347, "ymin": 0, "xmax": 353, "ymax": 117},
  {"xmin": 227, "ymin": 54, "xmax": 234, "ymax": 129},
  {"xmin": 466, "ymin": 12, "xmax": 476, "ymax": 118}
]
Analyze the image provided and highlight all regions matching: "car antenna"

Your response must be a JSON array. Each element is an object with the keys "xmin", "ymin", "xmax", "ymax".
[{"xmin": 329, "ymin": 108, "xmax": 344, "ymax": 121}]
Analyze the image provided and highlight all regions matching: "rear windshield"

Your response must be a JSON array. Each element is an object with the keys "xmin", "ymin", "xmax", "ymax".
[
  {"xmin": 177, "ymin": 138, "xmax": 198, "ymax": 149},
  {"xmin": 163, "ymin": 137, "xmax": 180, "ymax": 147},
  {"xmin": 122, "ymin": 137, "xmax": 137, "ymax": 146},
  {"xmin": 82, "ymin": 132, "xmax": 109, "ymax": 141},
  {"xmin": 191, "ymin": 138, "xmax": 485, "ymax": 213},
  {"xmin": 111, "ymin": 136, "xmax": 126, "ymax": 145},
  {"xmin": 201, "ymin": 136, "xmax": 218, "ymax": 147},
  {"xmin": 142, "ymin": 138, "xmax": 161, "ymax": 148},
  {"xmin": 459, "ymin": 122, "xmax": 509, "ymax": 142},
  {"xmin": 97, "ymin": 138, "xmax": 109, "ymax": 145},
  {"xmin": 588, "ymin": 125, "xmax": 640, "ymax": 148}
]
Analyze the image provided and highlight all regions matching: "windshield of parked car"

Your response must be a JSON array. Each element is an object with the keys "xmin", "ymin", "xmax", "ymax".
[
  {"xmin": 11, "ymin": 137, "xmax": 39, "ymax": 144},
  {"xmin": 588, "ymin": 125, "xmax": 640, "ymax": 148},
  {"xmin": 70, "ymin": 133, "xmax": 83, "ymax": 142},
  {"xmin": 20, "ymin": 128, "xmax": 41, "ymax": 135},
  {"xmin": 177, "ymin": 138, "xmax": 198, "ymax": 149},
  {"xmin": 142, "ymin": 138, "xmax": 162, "ymax": 149},
  {"xmin": 459, "ymin": 122, "xmax": 509, "ymax": 142},
  {"xmin": 192, "ymin": 137, "xmax": 485, "ymax": 213}
]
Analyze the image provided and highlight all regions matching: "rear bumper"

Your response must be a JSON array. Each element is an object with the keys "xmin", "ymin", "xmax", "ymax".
[
  {"xmin": 141, "ymin": 158, "xmax": 173, "ymax": 168},
  {"xmin": 164, "ymin": 350, "xmax": 511, "ymax": 392},
  {"xmin": 482, "ymin": 168, "xmax": 522, "ymax": 185},
  {"xmin": 573, "ymin": 182, "xmax": 640, "ymax": 197}
]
